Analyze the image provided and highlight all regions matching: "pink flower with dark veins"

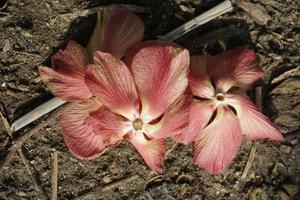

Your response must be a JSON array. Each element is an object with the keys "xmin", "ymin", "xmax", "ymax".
[
  {"xmin": 38, "ymin": 5, "xmax": 154, "ymax": 161},
  {"xmin": 178, "ymin": 48, "xmax": 283, "ymax": 175},
  {"xmin": 39, "ymin": 5, "xmax": 144, "ymax": 102},
  {"xmin": 78, "ymin": 41, "xmax": 191, "ymax": 172}
]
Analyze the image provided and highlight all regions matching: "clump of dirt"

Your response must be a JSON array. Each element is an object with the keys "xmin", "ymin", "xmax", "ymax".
[{"xmin": 0, "ymin": 0, "xmax": 299, "ymax": 199}]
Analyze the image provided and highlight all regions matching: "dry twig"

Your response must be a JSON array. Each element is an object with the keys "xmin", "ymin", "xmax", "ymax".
[
  {"xmin": 241, "ymin": 86, "xmax": 262, "ymax": 179},
  {"xmin": 0, "ymin": 103, "xmax": 70, "ymax": 169},
  {"xmin": 165, "ymin": 143, "xmax": 179, "ymax": 159},
  {"xmin": 17, "ymin": 149, "xmax": 48, "ymax": 200},
  {"xmin": 50, "ymin": 4, "xmax": 148, "ymax": 25},
  {"xmin": 51, "ymin": 151, "xmax": 58, "ymax": 200},
  {"xmin": 73, "ymin": 175, "xmax": 139, "ymax": 199}
]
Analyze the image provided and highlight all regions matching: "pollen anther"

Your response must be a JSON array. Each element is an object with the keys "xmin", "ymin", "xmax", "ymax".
[
  {"xmin": 216, "ymin": 93, "xmax": 225, "ymax": 101},
  {"xmin": 133, "ymin": 118, "xmax": 143, "ymax": 131}
]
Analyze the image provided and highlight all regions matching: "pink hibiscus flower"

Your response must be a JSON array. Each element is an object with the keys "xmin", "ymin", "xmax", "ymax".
[
  {"xmin": 38, "ymin": 6, "xmax": 155, "ymax": 162},
  {"xmin": 38, "ymin": 5, "xmax": 144, "ymax": 102},
  {"xmin": 179, "ymin": 48, "xmax": 283, "ymax": 174},
  {"xmin": 74, "ymin": 41, "xmax": 191, "ymax": 172}
]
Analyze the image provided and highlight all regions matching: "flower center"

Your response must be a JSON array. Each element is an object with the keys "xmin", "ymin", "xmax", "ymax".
[
  {"xmin": 216, "ymin": 93, "xmax": 225, "ymax": 101},
  {"xmin": 133, "ymin": 118, "xmax": 143, "ymax": 131}
]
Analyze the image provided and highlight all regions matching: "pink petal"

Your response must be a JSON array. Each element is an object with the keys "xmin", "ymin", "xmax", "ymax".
[
  {"xmin": 208, "ymin": 48, "xmax": 263, "ymax": 92},
  {"xmin": 86, "ymin": 106, "xmax": 132, "ymax": 146},
  {"xmin": 60, "ymin": 98, "xmax": 104, "ymax": 159},
  {"xmin": 85, "ymin": 51, "xmax": 139, "ymax": 120},
  {"xmin": 176, "ymin": 100, "xmax": 216, "ymax": 144},
  {"xmin": 87, "ymin": 5, "xmax": 144, "ymax": 59},
  {"xmin": 226, "ymin": 93, "xmax": 283, "ymax": 141},
  {"xmin": 128, "ymin": 41, "xmax": 190, "ymax": 121},
  {"xmin": 128, "ymin": 131, "xmax": 165, "ymax": 173},
  {"xmin": 194, "ymin": 106, "xmax": 242, "ymax": 175},
  {"xmin": 189, "ymin": 55, "xmax": 215, "ymax": 99},
  {"xmin": 144, "ymin": 89, "xmax": 192, "ymax": 140},
  {"xmin": 39, "ymin": 41, "xmax": 92, "ymax": 101}
]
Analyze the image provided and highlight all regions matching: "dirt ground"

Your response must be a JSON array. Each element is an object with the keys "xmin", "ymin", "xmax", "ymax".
[{"xmin": 0, "ymin": 0, "xmax": 299, "ymax": 199}]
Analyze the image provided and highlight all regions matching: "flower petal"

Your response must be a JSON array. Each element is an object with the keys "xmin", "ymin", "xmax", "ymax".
[
  {"xmin": 60, "ymin": 98, "xmax": 104, "ymax": 159},
  {"xmin": 144, "ymin": 89, "xmax": 192, "ymax": 140},
  {"xmin": 85, "ymin": 51, "xmax": 139, "ymax": 120},
  {"xmin": 39, "ymin": 41, "xmax": 92, "ymax": 101},
  {"xmin": 86, "ymin": 106, "xmax": 132, "ymax": 146},
  {"xmin": 176, "ymin": 100, "xmax": 216, "ymax": 144},
  {"xmin": 208, "ymin": 48, "xmax": 263, "ymax": 92},
  {"xmin": 129, "ymin": 41, "xmax": 190, "ymax": 121},
  {"xmin": 226, "ymin": 94, "xmax": 283, "ymax": 141},
  {"xmin": 189, "ymin": 55, "xmax": 215, "ymax": 99},
  {"xmin": 128, "ymin": 132, "xmax": 165, "ymax": 173},
  {"xmin": 87, "ymin": 5, "xmax": 144, "ymax": 59},
  {"xmin": 194, "ymin": 106, "xmax": 242, "ymax": 175}
]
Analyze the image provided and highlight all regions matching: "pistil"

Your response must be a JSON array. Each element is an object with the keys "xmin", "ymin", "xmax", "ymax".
[
  {"xmin": 133, "ymin": 118, "xmax": 143, "ymax": 131},
  {"xmin": 216, "ymin": 93, "xmax": 225, "ymax": 101}
]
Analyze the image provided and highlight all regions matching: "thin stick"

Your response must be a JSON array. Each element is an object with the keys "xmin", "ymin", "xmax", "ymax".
[
  {"xmin": 50, "ymin": 4, "xmax": 148, "ymax": 24},
  {"xmin": 255, "ymin": 86, "xmax": 263, "ymax": 111},
  {"xmin": 165, "ymin": 143, "xmax": 179, "ymax": 158},
  {"xmin": 241, "ymin": 86, "xmax": 262, "ymax": 179},
  {"xmin": 17, "ymin": 149, "xmax": 48, "ymax": 200},
  {"xmin": 241, "ymin": 143, "xmax": 256, "ymax": 179},
  {"xmin": 73, "ymin": 175, "xmax": 139, "ymax": 199},
  {"xmin": 51, "ymin": 151, "xmax": 58, "ymax": 200},
  {"xmin": 0, "ymin": 103, "xmax": 70, "ymax": 169}
]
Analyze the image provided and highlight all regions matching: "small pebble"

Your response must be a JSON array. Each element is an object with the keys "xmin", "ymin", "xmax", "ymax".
[
  {"xmin": 103, "ymin": 175, "xmax": 112, "ymax": 183},
  {"xmin": 290, "ymin": 138, "xmax": 299, "ymax": 145},
  {"xmin": 279, "ymin": 145, "xmax": 292, "ymax": 154},
  {"xmin": 2, "ymin": 39, "xmax": 11, "ymax": 52}
]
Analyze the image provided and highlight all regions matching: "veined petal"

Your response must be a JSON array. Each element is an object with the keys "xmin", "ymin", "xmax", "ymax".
[
  {"xmin": 226, "ymin": 93, "xmax": 283, "ymax": 141},
  {"xmin": 39, "ymin": 41, "xmax": 92, "ymax": 101},
  {"xmin": 189, "ymin": 55, "xmax": 215, "ymax": 99},
  {"xmin": 86, "ymin": 106, "xmax": 132, "ymax": 146},
  {"xmin": 144, "ymin": 89, "xmax": 192, "ymax": 140},
  {"xmin": 128, "ymin": 131, "xmax": 165, "ymax": 173},
  {"xmin": 85, "ymin": 51, "xmax": 139, "ymax": 120},
  {"xmin": 128, "ymin": 41, "xmax": 190, "ymax": 121},
  {"xmin": 176, "ymin": 100, "xmax": 216, "ymax": 144},
  {"xmin": 194, "ymin": 106, "xmax": 242, "ymax": 175},
  {"xmin": 87, "ymin": 5, "xmax": 144, "ymax": 60},
  {"xmin": 208, "ymin": 48, "xmax": 263, "ymax": 92},
  {"xmin": 60, "ymin": 98, "xmax": 104, "ymax": 159}
]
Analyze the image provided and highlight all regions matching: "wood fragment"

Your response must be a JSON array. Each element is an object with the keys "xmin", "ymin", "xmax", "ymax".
[
  {"xmin": 0, "ymin": 108, "xmax": 12, "ymax": 137},
  {"xmin": 165, "ymin": 143, "xmax": 179, "ymax": 158},
  {"xmin": 73, "ymin": 175, "xmax": 139, "ymax": 199},
  {"xmin": 241, "ymin": 86, "xmax": 263, "ymax": 179},
  {"xmin": 17, "ymin": 149, "xmax": 48, "ymax": 200},
  {"xmin": 50, "ymin": 4, "xmax": 148, "ymax": 24},
  {"xmin": 101, "ymin": 175, "xmax": 139, "ymax": 192},
  {"xmin": 51, "ymin": 151, "xmax": 58, "ymax": 200},
  {"xmin": 241, "ymin": 143, "xmax": 257, "ymax": 179},
  {"xmin": 234, "ymin": 0, "xmax": 271, "ymax": 25},
  {"xmin": 0, "ymin": 103, "xmax": 70, "ymax": 169},
  {"xmin": 255, "ymin": 86, "xmax": 263, "ymax": 111},
  {"xmin": 271, "ymin": 67, "xmax": 300, "ymax": 85}
]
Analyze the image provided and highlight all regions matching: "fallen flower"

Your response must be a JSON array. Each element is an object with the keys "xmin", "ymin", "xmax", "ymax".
[
  {"xmin": 39, "ymin": 5, "xmax": 144, "ymax": 102},
  {"xmin": 63, "ymin": 41, "xmax": 190, "ymax": 172},
  {"xmin": 38, "ymin": 5, "xmax": 153, "ymax": 163},
  {"xmin": 180, "ymin": 48, "xmax": 283, "ymax": 174}
]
